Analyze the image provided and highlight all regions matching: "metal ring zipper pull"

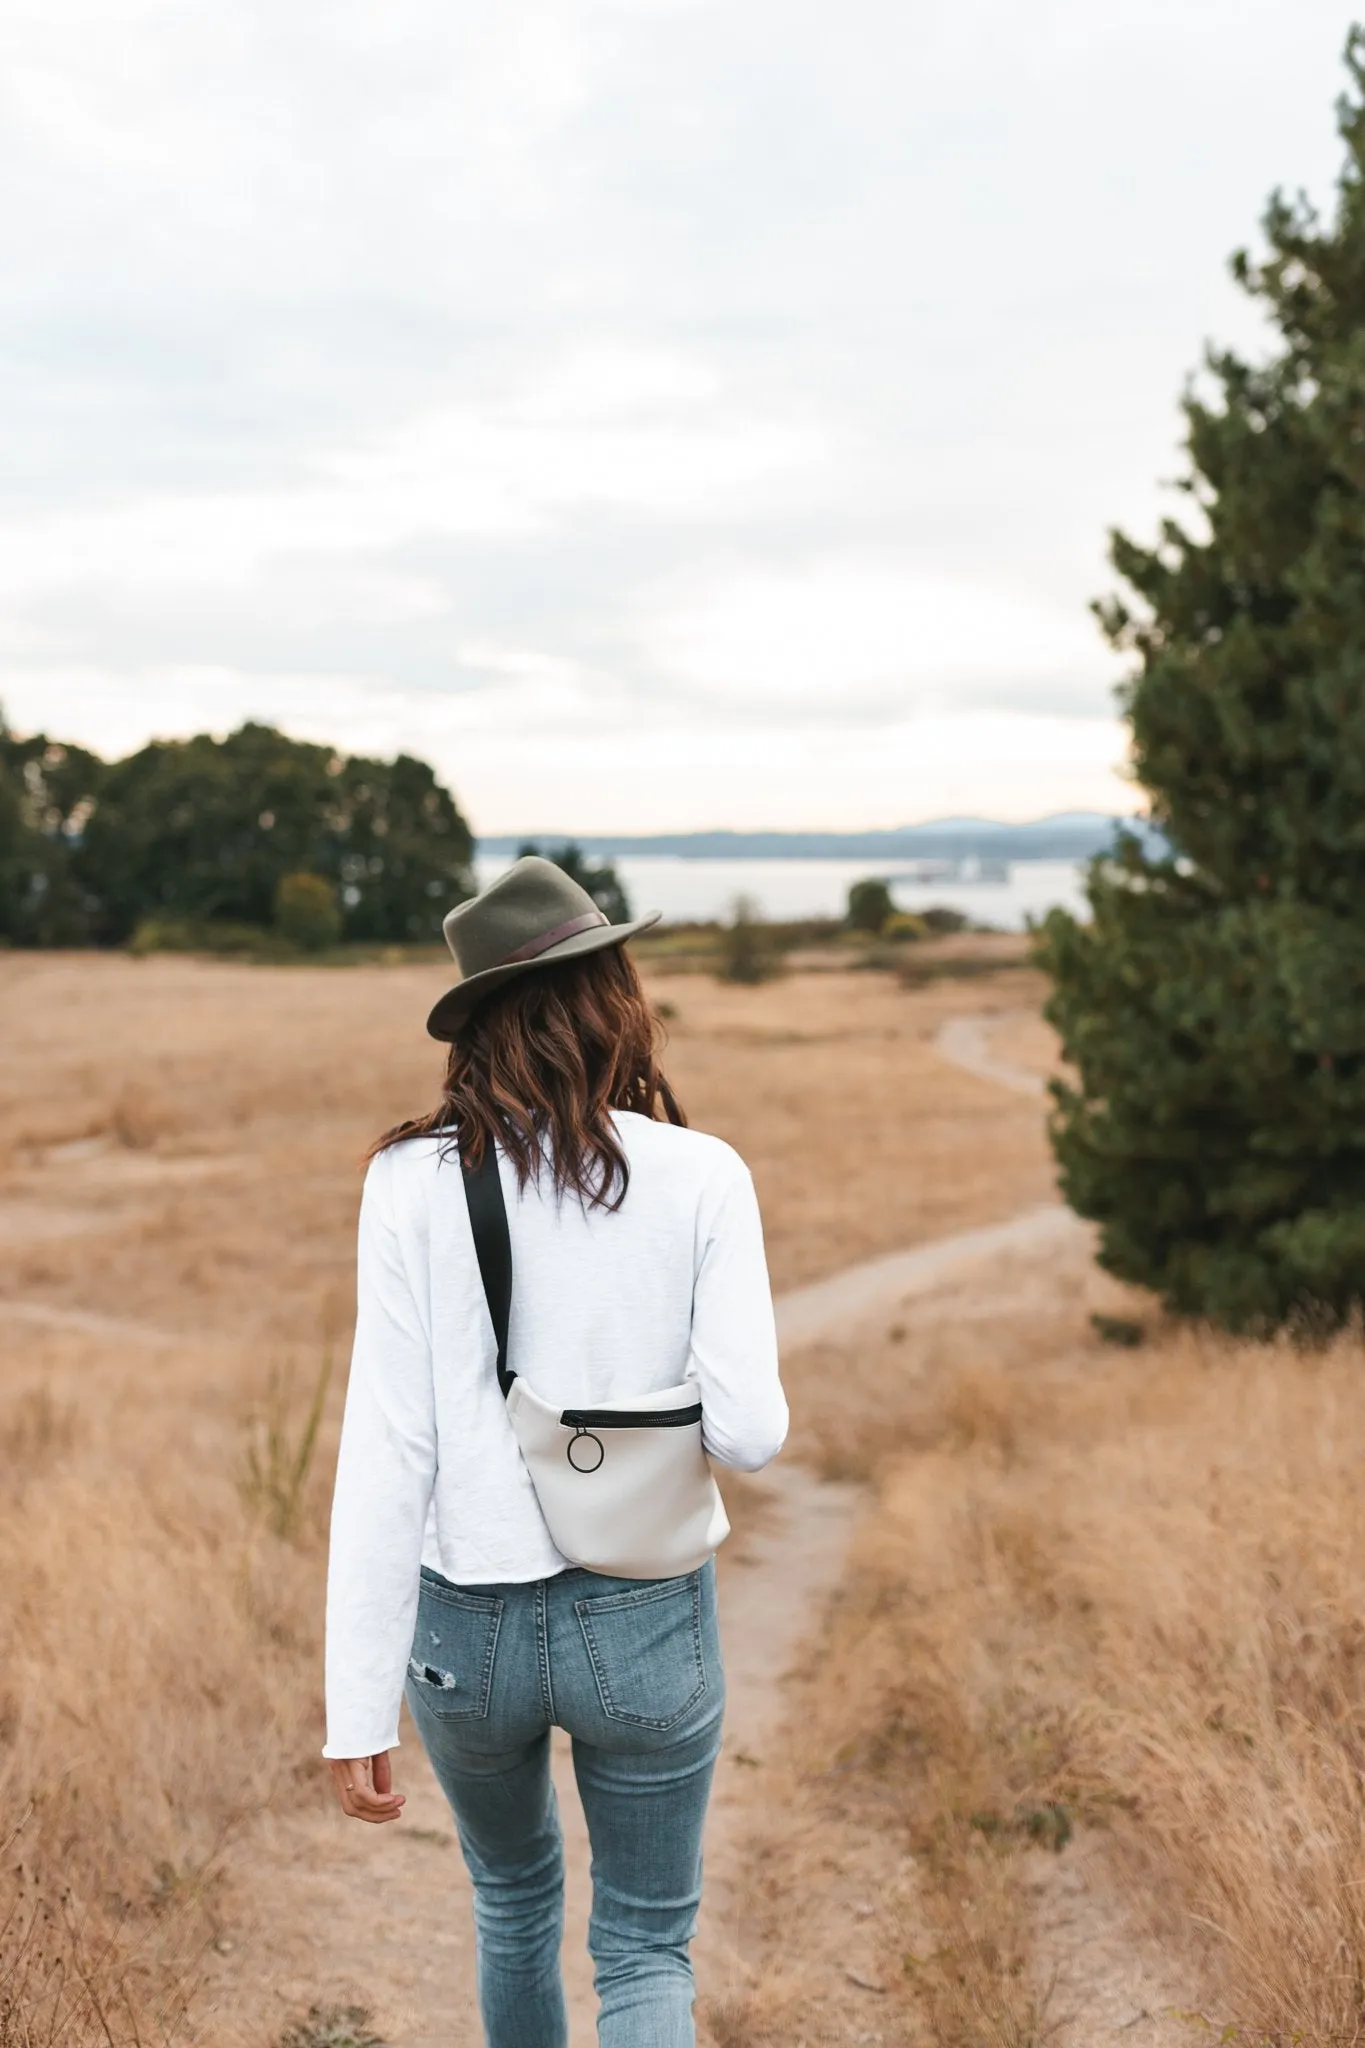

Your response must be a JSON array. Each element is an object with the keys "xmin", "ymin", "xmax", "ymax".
[{"xmin": 566, "ymin": 1426, "xmax": 605, "ymax": 1473}]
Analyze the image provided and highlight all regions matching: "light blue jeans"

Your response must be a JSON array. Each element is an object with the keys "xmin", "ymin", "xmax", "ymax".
[{"xmin": 404, "ymin": 1558, "xmax": 724, "ymax": 2048}]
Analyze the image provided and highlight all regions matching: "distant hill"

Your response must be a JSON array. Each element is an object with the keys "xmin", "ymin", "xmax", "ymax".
[{"xmin": 478, "ymin": 813, "xmax": 1153, "ymax": 863}]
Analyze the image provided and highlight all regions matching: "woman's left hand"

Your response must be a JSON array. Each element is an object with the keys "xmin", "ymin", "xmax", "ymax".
[{"xmin": 328, "ymin": 1752, "xmax": 405, "ymax": 1824}]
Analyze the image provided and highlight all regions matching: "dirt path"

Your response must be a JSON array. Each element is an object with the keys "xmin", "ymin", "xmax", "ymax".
[
  {"xmin": 777, "ymin": 1201, "xmax": 1082, "ymax": 1349},
  {"xmin": 932, "ymin": 1010, "xmax": 1047, "ymax": 1097},
  {"xmin": 1028, "ymin": 1849, "xmax": 1192, "ymax": 2045}
]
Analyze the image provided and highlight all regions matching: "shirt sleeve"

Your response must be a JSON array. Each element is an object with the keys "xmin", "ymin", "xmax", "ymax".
[
  {"xmin": 689, "ymin": 1151, "xmax": 788, "ymax": 1471},
  {"xmin": 323, "ymin": 1148, "xmax": 437, "ymax": 1759}
]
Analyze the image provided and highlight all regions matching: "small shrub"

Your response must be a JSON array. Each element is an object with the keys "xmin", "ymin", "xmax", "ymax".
[
  {"xmin": 883, "ymin": 910, "xmax": 926, "ymax": 941},
  {"xmin": 717, "ymin": 896, "xmax": 782, "ymax": 985},
  {"xmin": 847, "ymin": 877, "xmax": 895, "ymax": 933},
  {"xmin": 920, "ymin": 905, "xmax": 968, "ymax": 935},
  {"xmin": 274, "ymin": 872, "xmax": 342, "ymax": 952}
]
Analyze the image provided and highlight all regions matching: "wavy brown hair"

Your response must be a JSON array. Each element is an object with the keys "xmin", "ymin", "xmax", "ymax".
[{"xmin": 370, "ymin": 945, "xmax": 685, "ymax": 1209}]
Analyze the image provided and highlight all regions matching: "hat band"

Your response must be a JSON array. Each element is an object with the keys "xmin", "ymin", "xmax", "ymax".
[{"xmin": 499, "ymin": 909, "xmax": 609, "ymax": 966}]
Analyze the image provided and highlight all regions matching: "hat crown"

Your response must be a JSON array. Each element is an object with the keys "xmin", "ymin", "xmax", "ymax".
[{"xmin": 443, "ymin": 857, "xmax": 603, "ymax": 982}]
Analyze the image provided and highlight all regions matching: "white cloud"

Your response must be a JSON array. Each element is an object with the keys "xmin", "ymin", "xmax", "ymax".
[
  {"xmin": 0, "ymin": 344, "xmax": 827, "ymax": 599},
  {"xmin": 646, "ymin": 560, "xmax": 1115, "ymax": 716},
  {"xmin": 0, "ymin": 0, "xmax": 1352, "ymax": 829}
]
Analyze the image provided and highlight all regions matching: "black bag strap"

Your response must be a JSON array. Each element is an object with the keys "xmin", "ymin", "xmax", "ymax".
[{"xmin": 460, "ymin": 1141, "xmax": 515, "ymax": 1399}]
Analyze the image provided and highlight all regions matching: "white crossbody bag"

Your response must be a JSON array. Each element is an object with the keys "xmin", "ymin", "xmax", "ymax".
[{"xmin": 462, "ymin": 1144, "xmax": 730, "ymax": 1580}]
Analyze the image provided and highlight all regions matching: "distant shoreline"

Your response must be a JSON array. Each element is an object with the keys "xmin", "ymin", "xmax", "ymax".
[{"xmin": 477, "ymin": 813, "xmax": 1149, "ymax": 864}]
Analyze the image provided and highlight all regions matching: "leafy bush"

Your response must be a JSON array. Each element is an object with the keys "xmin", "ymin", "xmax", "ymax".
[
  {"xmin": 847, "ymin": 877, "xmax": 895, "ymax": 932},
  {"xmin": 274, "ymin": 871, "xmax": 341, "ymax": 951}
]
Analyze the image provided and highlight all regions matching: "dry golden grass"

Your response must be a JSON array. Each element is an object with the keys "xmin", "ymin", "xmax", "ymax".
[
  {"xmin": 15, "ymin": 948, "xmax": 1365, "ymax": 2047},
  {"xmin": 715, "ymin": 1236, "xmax": 1365, "ymax": 2048},
  {"xmin": 0, "ymin": 951, "xmax": 1048, "ymax": 2043}
]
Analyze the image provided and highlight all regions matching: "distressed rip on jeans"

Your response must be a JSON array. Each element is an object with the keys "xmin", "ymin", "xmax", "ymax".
[{"xmin": 409, "ymin": 1656, "xmax": 459, "ymax": 1690}]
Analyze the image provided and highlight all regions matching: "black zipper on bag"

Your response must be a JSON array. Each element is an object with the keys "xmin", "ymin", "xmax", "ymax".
[{"xmin": 559, "ymin": 1404, "xmax": 703, "ymax": 1430}]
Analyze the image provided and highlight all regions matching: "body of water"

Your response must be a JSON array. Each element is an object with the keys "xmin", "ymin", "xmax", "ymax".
[{"xmin": 474, "ymin": 855, "xmax": 1090, "ymax": 931}]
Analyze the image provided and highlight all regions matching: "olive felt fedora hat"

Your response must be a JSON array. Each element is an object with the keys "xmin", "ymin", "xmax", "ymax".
[{"xmin": 426, "ymin": 856, "xmax": 661, "ymax": 1041}]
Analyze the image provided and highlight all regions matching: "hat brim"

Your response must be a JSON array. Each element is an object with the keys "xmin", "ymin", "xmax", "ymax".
[{"xmin": 426, "ymin": 911, "xmax": 662, "ymax": 1041}]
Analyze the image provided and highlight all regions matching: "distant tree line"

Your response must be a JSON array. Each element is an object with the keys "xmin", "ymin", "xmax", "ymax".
[{"xmin": 0, "ymin": 719, "xmax": 475, "ymax": 948}]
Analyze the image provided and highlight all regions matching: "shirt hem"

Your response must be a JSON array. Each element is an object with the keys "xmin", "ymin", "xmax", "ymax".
[{"xmin": 322, "ymin": 1732, "xmax": 402, "ymax": 1760}]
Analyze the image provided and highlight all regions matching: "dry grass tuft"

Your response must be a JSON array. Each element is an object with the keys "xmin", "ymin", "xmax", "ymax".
[
  {"xmin": 276, "ymin": 2005, "xmax": 385, "ymax": 2048},
  {"xmin": 0, "ymin": 1842, "xmax": 203, "ymax": 2048},
  {"xmin": 238, "ymin": 1344, "xmax": 338, "ymax": 1544}
]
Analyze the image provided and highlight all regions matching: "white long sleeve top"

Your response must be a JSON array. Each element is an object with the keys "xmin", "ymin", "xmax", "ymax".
[{"xmin": 323, "ymin": 1112, "xmax": 787, "ymax": 1759}]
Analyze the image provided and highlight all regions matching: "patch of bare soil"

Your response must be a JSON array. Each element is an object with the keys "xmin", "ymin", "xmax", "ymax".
[
  {"xmin": 933, "ymin": 1013, "xmax": 1046, "ymax": 1097},
  {"xmin": 1028, "ymin": 1849, "xmax": 1191, "ymax": 2045}
]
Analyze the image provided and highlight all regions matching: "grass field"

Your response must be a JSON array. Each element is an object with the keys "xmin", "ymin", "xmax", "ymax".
[
  {"xmin": 0, "ymin": 951, "xmax": 1050, "ymax": 2044},
  {"xmin": 7, "ymin": 951, "xmax": 1362, "ymax": 2047}
]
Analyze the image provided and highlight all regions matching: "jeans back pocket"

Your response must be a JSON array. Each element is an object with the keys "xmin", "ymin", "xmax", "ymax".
[
  {"xmin": 574, "ymin": 1571, "xmax": 707, "ymax": 1730},
  {"xmin": 406, "ymin": 1576, "xmax": 503, "ymax": 1721}
]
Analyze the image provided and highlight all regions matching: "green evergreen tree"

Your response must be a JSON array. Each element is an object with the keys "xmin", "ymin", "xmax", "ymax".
[{"xmin": 1037, "ymin": 30, "xmax": 1365, "ymax": 1333}]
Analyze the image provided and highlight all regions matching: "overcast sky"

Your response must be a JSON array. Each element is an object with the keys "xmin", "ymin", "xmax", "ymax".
[{"xmin": 0, "ymin": 0, "xmax": 1354, "ymax": 833}]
